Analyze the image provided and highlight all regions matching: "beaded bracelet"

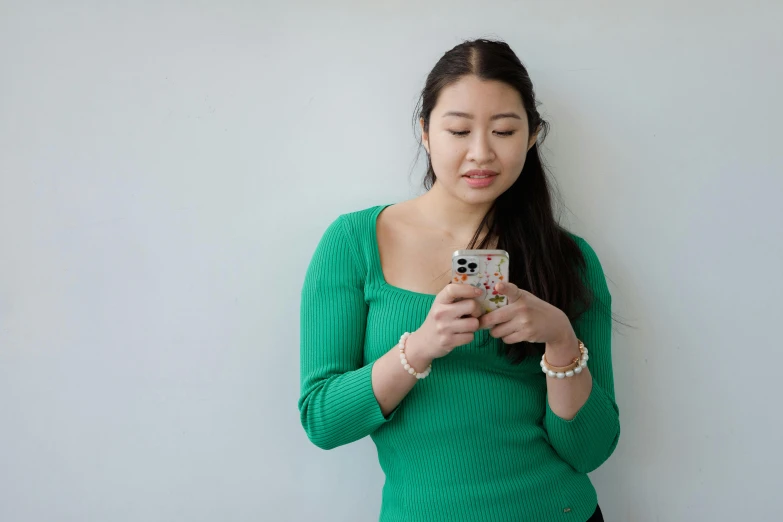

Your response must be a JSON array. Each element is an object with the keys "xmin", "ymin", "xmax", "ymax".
[
  {"xmin": 540, "ymin": 339, "xmax": 588, "ymax": 379},
  {"xmin": 398, "ymin": 332, "xmax": 431, "ymax": 380}
]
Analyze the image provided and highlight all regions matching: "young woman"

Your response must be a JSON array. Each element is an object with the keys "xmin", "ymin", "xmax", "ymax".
[{"xmin": 299, "ymin": 38, "xmax": 619, "ymax": 522}]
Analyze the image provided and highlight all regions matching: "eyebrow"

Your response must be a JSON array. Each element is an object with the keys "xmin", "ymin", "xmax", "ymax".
[{"xmin": 442, "ymin": 111, "xmax": 522, "ymax": 121}]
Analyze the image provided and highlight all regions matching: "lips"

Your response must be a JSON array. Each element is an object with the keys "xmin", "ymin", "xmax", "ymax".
[
  {"xmin": 463, "ymin": 169, "xmax": 499, "ymax": 179},
  {"xmin": 463, "ymin": 169, "xmax": 499, "ymax": 188}
]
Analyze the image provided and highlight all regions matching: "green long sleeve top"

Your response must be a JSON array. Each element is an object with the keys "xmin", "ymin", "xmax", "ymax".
[{"xmin": 299, "ymin": 205, "xmax": 620, "ymax": 522}]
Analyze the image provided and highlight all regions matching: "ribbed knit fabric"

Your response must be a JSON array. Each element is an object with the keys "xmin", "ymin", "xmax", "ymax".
[{"xmin": 299, "ymin": 205, "xmax": 620, "ymax": 522}]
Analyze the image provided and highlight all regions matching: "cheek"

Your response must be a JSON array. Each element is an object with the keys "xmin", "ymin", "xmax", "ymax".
[
  {"xmin": 500, "ymin": 144, "xmax": 528, "ymax": 175},
  {"xmin": 430, "ymin": 138, "xmax": 465, "ymax": 173}
]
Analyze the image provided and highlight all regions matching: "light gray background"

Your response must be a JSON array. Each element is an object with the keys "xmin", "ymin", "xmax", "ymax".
[{"xmin": 1, "ymin": 1, "xmax": 781, "ymax": 521}]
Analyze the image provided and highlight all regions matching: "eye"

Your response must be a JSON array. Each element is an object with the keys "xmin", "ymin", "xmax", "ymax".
[
  {"xmin": 448, "ymin": 130, "xmax": 470, "ymax": 137},
  {"xmin": 494, "ymin": 130, "xmax": 516, "ymax": 137}
]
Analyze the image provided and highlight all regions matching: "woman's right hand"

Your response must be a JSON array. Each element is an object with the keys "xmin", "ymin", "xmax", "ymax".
[{"xmin": 406, "ymin": 284, "xmax": 483, "ymax": 364}]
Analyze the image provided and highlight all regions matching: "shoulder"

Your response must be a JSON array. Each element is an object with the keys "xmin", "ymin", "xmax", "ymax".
[
  {"xmin": 318, "ymin": 204, "xmax": 388, "ymax": 253},
  {"xmin": 315, "ymin": 205, "xmax": 385, "ymax": 240},
  {"xmin": 567, "ymin": 233, "xmax": 603, "ymax": 272},
  {"xmin": 566, "ymin": 232, "xmax": 611, "ymax": 301},
  {"xmin": 337, "ymin": 204, "xmax": 388, "ymax": 237},
  {"xmin": 308, "ymin": 204, "xmax": 388, "ymax": 273}
]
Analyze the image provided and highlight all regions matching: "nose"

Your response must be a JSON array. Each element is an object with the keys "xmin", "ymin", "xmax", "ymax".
[{"xmin": 466, "ymin": 132, "xmax": 495, "ymax": 166}]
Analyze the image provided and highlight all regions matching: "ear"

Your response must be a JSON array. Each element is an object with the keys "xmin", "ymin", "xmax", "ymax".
[
  {"xmin": 527, "ymin": 126, "xmax": 540, "ymax": 151},
  {"xmin": 420, "ymin": 118, "xmax": 430, "ymax": 154}
]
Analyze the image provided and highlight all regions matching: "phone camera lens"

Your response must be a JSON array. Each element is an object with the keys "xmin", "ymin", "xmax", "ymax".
[
  {"xmin": 457, "ymin": 267, "xmax": 467, "ymax": 274},
  {"xmin": 457, "ymin": 259, "xmax": 467, "ymax": 265},
  {"xmin": 468, "ymin": 263, "xmax": 477, "ymax": 269}
]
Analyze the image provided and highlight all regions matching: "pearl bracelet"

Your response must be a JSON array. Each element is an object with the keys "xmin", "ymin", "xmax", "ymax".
[
  {"xmin": 398, "ymin": 332, "xmax": 431, "ymax": 380},
  {"xmin": 540, "ymin": 340, "xmax": 588, "ymax": 379}
]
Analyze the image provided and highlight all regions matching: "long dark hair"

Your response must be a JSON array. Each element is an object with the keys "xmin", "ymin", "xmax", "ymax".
[{"xmin": 415, "ymin": 38, "xmax": 593, "ymax": 364}]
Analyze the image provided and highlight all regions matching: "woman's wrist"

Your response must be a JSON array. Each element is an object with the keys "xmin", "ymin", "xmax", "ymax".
[
  {"xmin": 544, "ymin": 328, "xmax": 580, "ymax": 367},
  {"xmin": 403, "ymin": 330, "xmax": 434, "ymax": 371}
]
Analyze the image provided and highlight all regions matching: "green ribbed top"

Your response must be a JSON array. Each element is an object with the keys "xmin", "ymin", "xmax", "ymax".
[{"xmin": 299, "ymin": 205, "xmax": 620, "ymax": 522}]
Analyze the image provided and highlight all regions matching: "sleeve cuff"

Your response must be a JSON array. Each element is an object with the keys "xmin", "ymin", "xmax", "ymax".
[
  {"xmin": 301, "ymin": 362, "xmax": 396, "ymax": 450},
  {"xmin": 544, "ymin": 379, "xmax": 620, "ymax": 473}
]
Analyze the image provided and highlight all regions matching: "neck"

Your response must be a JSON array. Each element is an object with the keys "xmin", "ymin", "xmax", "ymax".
[{"xmin": 414, "ymin": 184, "xmax": 495, "ymax": 243}]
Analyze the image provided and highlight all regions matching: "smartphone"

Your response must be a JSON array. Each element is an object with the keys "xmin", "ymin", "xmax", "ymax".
[{"xmin": 451, "ymin": 249, "xmax": 510, "ymax": 315}]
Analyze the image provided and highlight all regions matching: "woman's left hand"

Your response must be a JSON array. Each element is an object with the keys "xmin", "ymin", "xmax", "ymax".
[{"xmin": 478, "ymin": 282, "xmax": 576, "ymax": 348}]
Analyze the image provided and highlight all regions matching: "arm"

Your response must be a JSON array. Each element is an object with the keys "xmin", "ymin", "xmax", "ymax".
[
  {"xmin": 298, "ymin": 216, "xmax": 421, "ymax": 449},
  {"xmin": 372, "ymin": 283, "xmax": 484, "ymax": 417},
  {"xmin": 298, "ymin": 216, "xmax": 486, "ymax": 449},
  {"xmin": 543, "ymin": 238, "xmax": 620, "ymax": 473}
]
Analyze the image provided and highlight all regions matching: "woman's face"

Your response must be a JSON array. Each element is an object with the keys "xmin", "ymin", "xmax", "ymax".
[{"xmin": 422, "ymin": 75, "xmax": 538, "ymax": 206}]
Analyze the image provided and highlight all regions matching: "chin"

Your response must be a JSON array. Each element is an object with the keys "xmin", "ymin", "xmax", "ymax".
[
  {"xmin": 459, "ymin": 188, "xmax": 504, "ymax": 206},
  {"xmin": 461, "ymin": 180, "xmax": 513, "ymax": 203},
  {"xmin": 434, "ymin": 176, "xmax": 510, "ymax": 206}
]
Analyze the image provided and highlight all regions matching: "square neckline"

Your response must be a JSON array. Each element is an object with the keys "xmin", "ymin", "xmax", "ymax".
[{"xmin": 370, "ymin": 204, "xmax": 439, "ymax": 299}]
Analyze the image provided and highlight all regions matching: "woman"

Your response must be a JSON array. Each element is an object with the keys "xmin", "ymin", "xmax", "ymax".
[{"xmin": 299, "ymin": 38, "xmax": 619, "ymax": 522}]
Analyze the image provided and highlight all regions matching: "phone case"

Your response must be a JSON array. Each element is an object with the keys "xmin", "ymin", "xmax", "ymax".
[{"xmin": 451, "ymin": 249, "xmax": 510, "ymax": 314}]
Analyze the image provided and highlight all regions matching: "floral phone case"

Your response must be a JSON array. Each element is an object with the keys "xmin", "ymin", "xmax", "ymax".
[{"xmin": 451, "ymin": 249, "xmax": 510, "ymax": 314}]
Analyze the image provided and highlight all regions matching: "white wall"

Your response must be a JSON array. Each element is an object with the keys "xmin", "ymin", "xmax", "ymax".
[{"xmin": 1, "ymin": 1, "xmax": 781, "ymax": 521}]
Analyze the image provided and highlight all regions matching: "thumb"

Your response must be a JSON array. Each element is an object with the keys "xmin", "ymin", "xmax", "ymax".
[{"xmin": 496, "ymin": 282, "xmax": 523, "ymax": 303}]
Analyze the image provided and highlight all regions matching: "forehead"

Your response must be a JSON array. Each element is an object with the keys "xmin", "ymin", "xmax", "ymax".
[{"xmin": 433, "ymin": 75, "xmax": 526, "ymax": 117}]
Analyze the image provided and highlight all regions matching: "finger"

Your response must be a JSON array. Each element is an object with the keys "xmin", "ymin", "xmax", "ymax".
[
  {"xmin": 452, "ymin": 297, "xmax": 483, "ymax": 318},
  {"xmin": 452, "ymin": 317, "xmax": 480, "ymax": 334},
  {"xmin": 451, "ymin": 298, "xmax": 483, "ymax": 319},
  {"xmin": 468, "ymin": 300, "xmax": 484, "ymax": 318},
  {"xmin": 501, "ymin": 332, "xmax": 528, "ymax": 344},
  {"xmin": 479, "ymin": 306, "xmax": 516, "ymax": 329},
  {"xmin": 437, "ymin": 283, "xmax": 482, "ymax": 304},
  {"xmin": 452, "ymin": 332, "xmax": 475, "ymax": 347},
  {"xmin": 496, "ymin": 282, "xmax": 525, "ymax": 303},
  {"xmin": 478, "ymin": 314, "xmax": 493, "ymax": 330},
  {"xmin": 478, "ymin": 313, "xmax": 494, "ymax": 330},
  {"xmin": 489, "ymin": 321, "xmax": 519, "ymax": 340}
]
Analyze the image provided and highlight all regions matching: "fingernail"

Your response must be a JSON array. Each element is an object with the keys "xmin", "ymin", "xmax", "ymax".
[{"xmin": 474, "ymin": 288, "xmax": 482, "ymax": 295}]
